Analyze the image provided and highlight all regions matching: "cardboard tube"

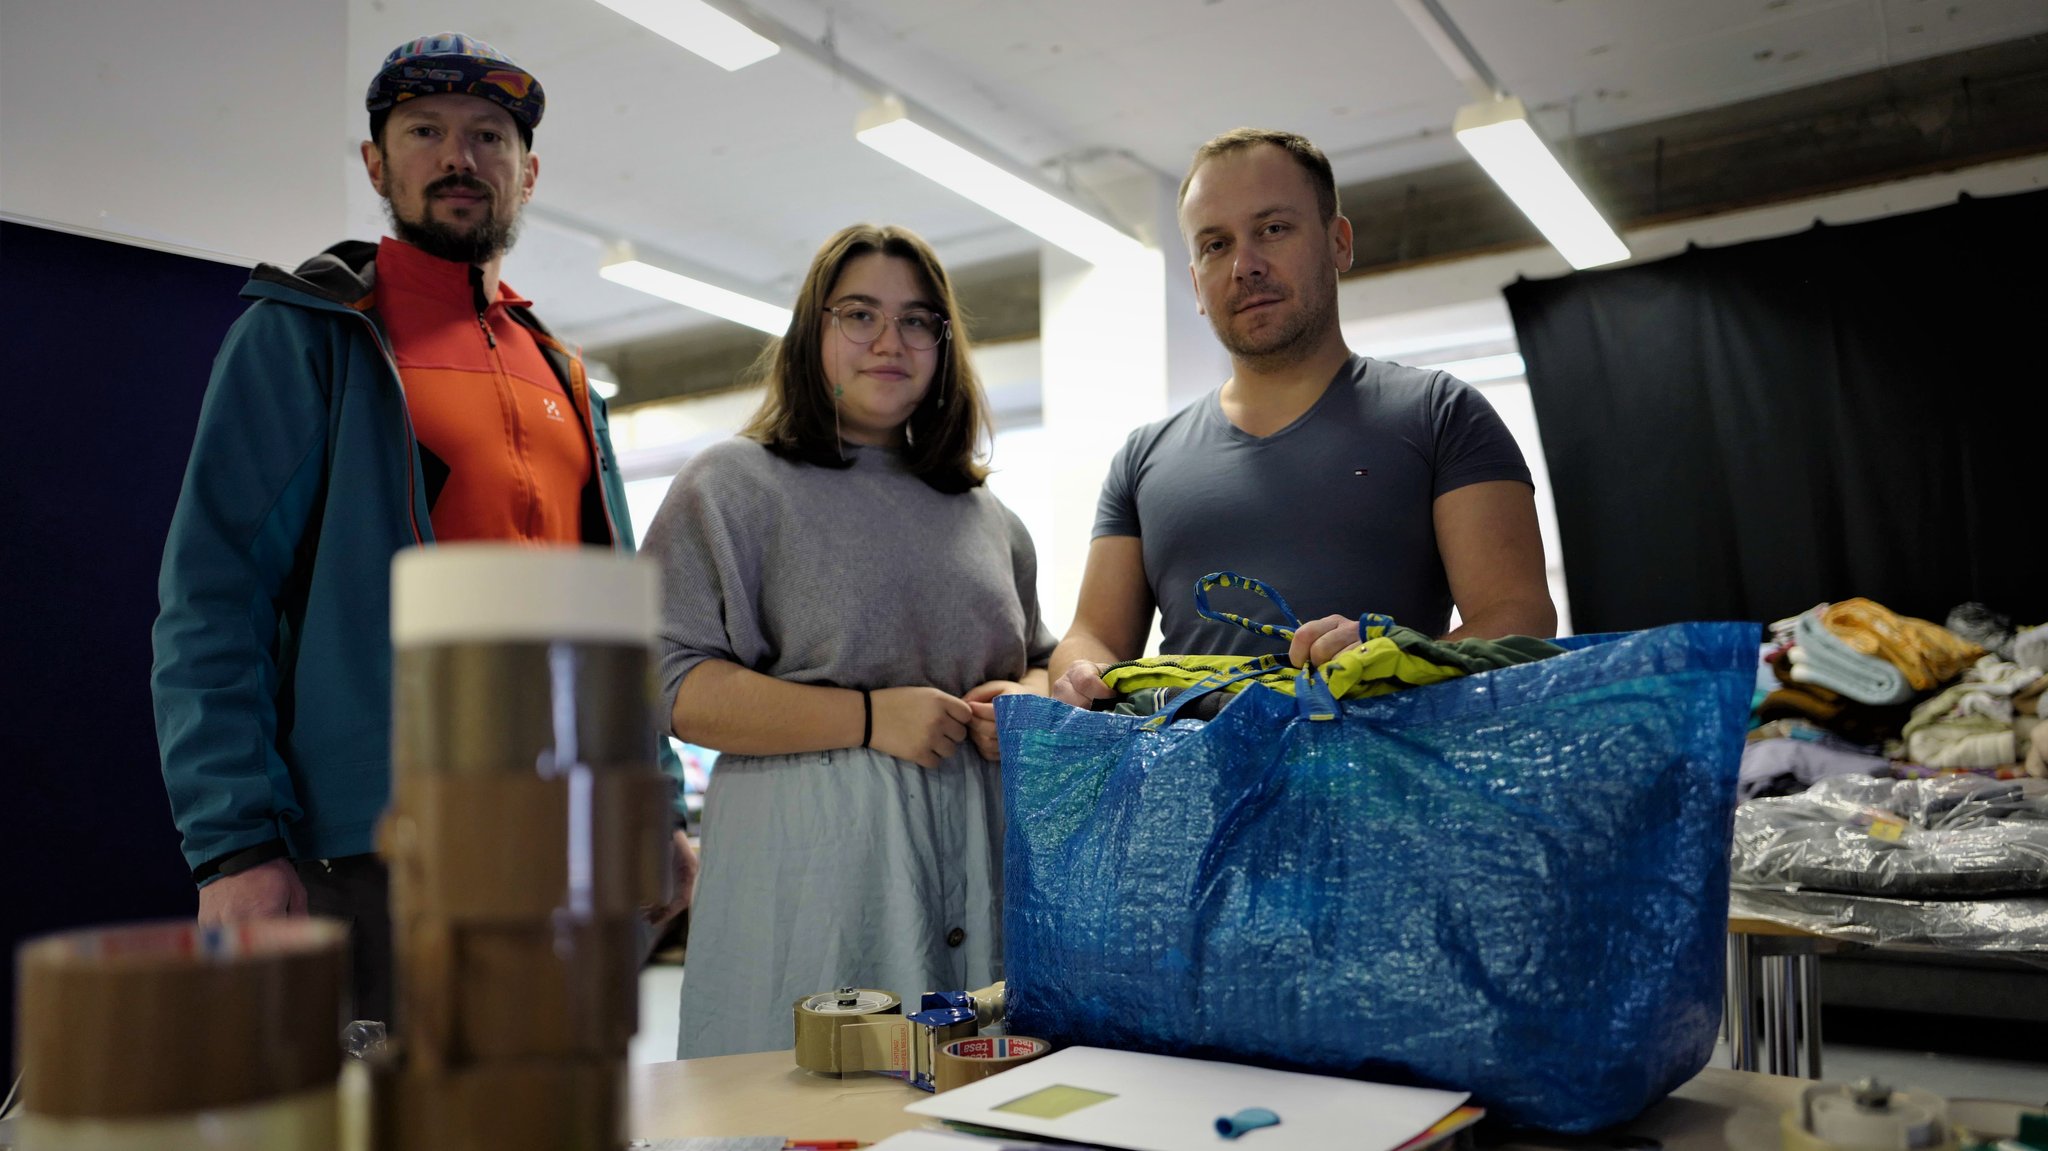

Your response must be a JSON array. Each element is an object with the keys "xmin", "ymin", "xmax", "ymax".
[
  {"xmin": 392, "ymin": 642, "xmax": 656, "ymax": 779},
  {"xmin": 378, "ymin": 546, "xmax": 662, "ymax": 1147},
  {"xmin": 17, "ymin": 919, "xmax": 345, "ymax": 1119},
  {"xmin": 394, "ymin": 918, "xmax": 642, "ymax": 1064},
  {"xmin": 369, "ymin": 1058, "xmax": 624, "ymax": 1151},
  {"xmin": 383, "ymin": 774, "xmax": 670, "ymax": 921}
]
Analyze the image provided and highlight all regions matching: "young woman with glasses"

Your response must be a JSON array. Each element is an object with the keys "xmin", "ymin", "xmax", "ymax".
[{"xmin": 640, "ymin": 223, "xmax": 1055, "ymax": 1059}]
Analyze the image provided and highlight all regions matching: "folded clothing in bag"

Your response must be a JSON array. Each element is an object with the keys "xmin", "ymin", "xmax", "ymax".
[{"xmin": 1100, "ymin": 618, "xmax": 1561, "ymax": 717}]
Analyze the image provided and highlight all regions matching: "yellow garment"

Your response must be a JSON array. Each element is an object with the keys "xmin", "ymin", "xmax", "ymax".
[
  {"xmin": 1820, "ymin": 598, "xmax": 1985, "ymax": 692},
  {"xmin": 1101, "ymin": 629, "xmax": 1473, "ymax": 703}
]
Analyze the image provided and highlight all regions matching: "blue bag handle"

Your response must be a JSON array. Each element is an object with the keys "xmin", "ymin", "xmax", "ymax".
[
  {"xmin": 1144, "ymin": 572, "xmax": 1342, "ymax": 726},
  {"xmin": 1194, "ymin": 571, "xmax": 1303, "ymax": 640}
]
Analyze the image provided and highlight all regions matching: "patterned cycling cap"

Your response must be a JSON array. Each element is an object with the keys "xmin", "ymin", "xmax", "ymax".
[{"xmin": 365, "ymin": 32, "xmax": 544, "ymax": 134}]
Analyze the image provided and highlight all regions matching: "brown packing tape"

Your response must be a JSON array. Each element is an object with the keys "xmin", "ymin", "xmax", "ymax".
[
  {"xmin": 838, "ymin": 1015, "xmax": 978, "ymax": 1082},
  {"xmin": 837, "ymin": 1016, "xmax": 916, "ymax": 1076},
  {"xmin": 369, "ymin": 1057, "xmax": 625, "ymax": 1151},
  {"xmin": 392, "ymin": 641, "xmax": 656, "ymax": 778},
  {"xmin": 791, "ymin": 990, "xmax": 901, "ymax": 1075},
  {"xmin": 1777, "ymin": 1085, "xmax": 1961, "ymax": 1151},
  {"xmin": 933, "ymin": 1035, "xmax": 1052, "ymax": 1094},
  {"xmin": 393, "ymin": 917, "xmax": 642, "ymax": 1064},
  {"xmin": 17, "ymin": 919, "xmax": 346, "ymax": 1119},
  {"xmin": 383, "ymin": 773, "xmax": 670, "ymax": 920}
]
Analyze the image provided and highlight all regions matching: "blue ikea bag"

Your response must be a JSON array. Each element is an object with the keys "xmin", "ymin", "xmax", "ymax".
[{"xmin": 997, "ymin": 612, "xmax": 1755, "ymax": 1132}]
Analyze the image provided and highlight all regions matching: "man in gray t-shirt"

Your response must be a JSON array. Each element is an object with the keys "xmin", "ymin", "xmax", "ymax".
[
  {"xmin": 1052, "ymin": 129, "xmax": 1556, "ymax": 705},
  {"xmin": 1096, "ymin": 354, "xmax": 1530, "ymax": 656}
]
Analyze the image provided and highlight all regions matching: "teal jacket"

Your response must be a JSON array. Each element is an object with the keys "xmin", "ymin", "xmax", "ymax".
[{"xmin": 152, "ymin": 241, "xmax": 644, "ymax": 880}]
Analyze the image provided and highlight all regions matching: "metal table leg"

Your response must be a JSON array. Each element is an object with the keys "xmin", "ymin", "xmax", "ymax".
[
  {"xmin": 1727, "ymin": 933, "xmax": 1759, "ymax": 1071},
  {"xmin": 1799, "ymin": 952, "xmax": 1823, "ymax": 1079},
  {"xmin": 1774, "ymin": 953, "xmax": 1799, "ymax": 1076},
  {"xmin": 1760, "ymin": 954, "xmax": 1785, "ymax": 1075},
  {"xmin": 1728, "ymin": 918, "xmax": 1835, "ymax": 1079},
  {"xmin": 1722, "ymin": 941, "xmax": 1732, "ymax": 1046}
]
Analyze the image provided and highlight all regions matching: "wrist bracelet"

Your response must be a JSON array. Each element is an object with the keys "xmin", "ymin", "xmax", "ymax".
[{"xmin": 861, "ymin": 689, "xmax": 873, "ymax": 749}]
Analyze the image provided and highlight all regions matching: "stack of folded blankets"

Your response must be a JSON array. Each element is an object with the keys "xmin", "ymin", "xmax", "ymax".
[
  {"xmin": 1900, "ymin": 655, "xmax": 2046, "ymax": 770},
  {"xmin": 1784, "ymin": 598, "xmax": 1984, "ymax": 706},
  {"xmin": 1746, "ymin": 599, "xmax": 2048, "ymax": 797}
]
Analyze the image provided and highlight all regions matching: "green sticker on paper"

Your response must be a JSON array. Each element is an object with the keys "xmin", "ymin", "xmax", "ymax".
[{"xmin": 992, "ymin": 1084, "xmax": 1118, "ymax": 1119}]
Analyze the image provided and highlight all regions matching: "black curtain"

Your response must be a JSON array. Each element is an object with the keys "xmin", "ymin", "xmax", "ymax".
[
  {"xmin": 1, "ymin": 220, "xmax": 251, "ymax": 1078},
  {"xmin": 1505, "ymin": 189, "xmax": 2048, "ymax": 635}
]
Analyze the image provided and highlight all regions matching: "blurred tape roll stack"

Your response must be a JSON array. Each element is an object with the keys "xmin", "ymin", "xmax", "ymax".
[
  {"xmin": 375, "ymin": 545, "xmax": 669, "ymax": 1150},
  {"xmin": 15, "ymin": 919, "xmax": 348, "ymax": 1150}
]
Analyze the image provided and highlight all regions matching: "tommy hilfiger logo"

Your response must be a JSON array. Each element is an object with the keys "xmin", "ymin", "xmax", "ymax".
[{"xmin": 543, "ymin": 397, "xmax": 565, "ymax": 422}]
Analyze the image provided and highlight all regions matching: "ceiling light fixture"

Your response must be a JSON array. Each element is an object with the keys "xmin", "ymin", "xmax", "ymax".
[
  {"xmin": 599, "ymin": 245, "xmax": 792, "ymax": 335},
  {"xmin": 856, "ymin": 97, "xmax": 1147, "ymax": 267},
  {"xmin": 1454, "ymin": 97, "xmax": 1628, "ymax": 270},
  {"xmin": 589, "ymin": 0, "xmax": 778, "ymax": 71},
  {"xmin": 1392, "ymin": 0, "xmax": 1630, "ymax": 271}
]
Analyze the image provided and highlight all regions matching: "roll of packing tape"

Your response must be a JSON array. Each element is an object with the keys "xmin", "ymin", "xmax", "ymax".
[
  {"xmin": 933, "ymin": 1035, "xmax": 1051, "ymax": 1094},
  {"xmin": 1780, "ymin": 1083, "xmax": 1957, "ymax": 1151},
  {"xmin": 793, "ymin": 988, "xmax": 901, "ymax": 1075}
]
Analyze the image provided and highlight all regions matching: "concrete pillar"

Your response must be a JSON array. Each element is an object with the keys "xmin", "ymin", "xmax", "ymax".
[{"xmin": 1038, "ymin": 166, "xmax": 1228, "ymax": 647}]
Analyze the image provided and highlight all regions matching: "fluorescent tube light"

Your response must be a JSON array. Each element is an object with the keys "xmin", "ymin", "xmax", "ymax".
[
  {"xmin": 600, "ymin": 252, "xmax": 792, "ymax": 335},
  {"xmin": 1454, "ymin": 97, "xmax": 1628, "ymax": 270},
  {"xmin": 856, "ymin": 98, "xmax": 1147, "ymax": 267},
  {"xmin": 1416, "ymin": 352, "xmax": 1526, "ymax": 383},
  {"xmin": 590, "ymin": 0, "xmax": 778, "ymax": 71}
]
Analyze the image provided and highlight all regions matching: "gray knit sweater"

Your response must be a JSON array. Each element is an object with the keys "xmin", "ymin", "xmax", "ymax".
[{"xmin": 641, "ymin": 437, "xmax": 1057, "ymax": 715}]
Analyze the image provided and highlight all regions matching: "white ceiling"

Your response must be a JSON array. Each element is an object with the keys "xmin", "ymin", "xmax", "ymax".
[{"xmin": 339, "ymin": 0, "xmax": 2048, "ymax": 348}]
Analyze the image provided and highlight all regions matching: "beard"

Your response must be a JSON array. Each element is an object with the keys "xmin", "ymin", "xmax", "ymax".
[
  {"xmin": 1210, "ymin": 264, "xmax": 1339, "ymax": 367},
  {"xmin": 382, "ymin": 175, "xmax": 522, "ymax": 265}
]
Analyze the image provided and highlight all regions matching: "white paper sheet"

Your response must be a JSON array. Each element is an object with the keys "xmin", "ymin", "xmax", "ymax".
[{"xmin": 905, "ymin": 1047, "xmax": 1468, "ymax": 1151}]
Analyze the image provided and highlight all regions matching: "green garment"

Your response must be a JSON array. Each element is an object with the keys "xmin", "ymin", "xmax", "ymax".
[{"xmin": 1102, "ymin": 622, "xmax": 1563, "ymax": 716}]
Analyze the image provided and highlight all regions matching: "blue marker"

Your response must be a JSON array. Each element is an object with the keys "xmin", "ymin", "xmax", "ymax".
[{"xmin": 1216, "ymin": 1107, "xmax": 1281, "ymax": 1139}]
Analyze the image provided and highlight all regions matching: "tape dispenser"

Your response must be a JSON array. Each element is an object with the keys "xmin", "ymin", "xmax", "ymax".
[
  {"xmin": 793, "ymin": 980, "xmax": 1021, "ymax": 1091},
  {"xmin": 1784, "ymin": 1080, "xmax": 1956, "ymax": 1151}
]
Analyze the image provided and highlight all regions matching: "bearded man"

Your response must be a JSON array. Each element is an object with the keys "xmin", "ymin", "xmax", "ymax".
[{"xmin": 150, "ymin": 33, "xmax": 659, "ymax": 1023}]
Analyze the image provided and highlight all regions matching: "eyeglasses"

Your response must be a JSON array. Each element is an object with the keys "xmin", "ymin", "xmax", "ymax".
[{"xmin": 822, "ymin": 304, "xmax": 949, "ymax": 351}]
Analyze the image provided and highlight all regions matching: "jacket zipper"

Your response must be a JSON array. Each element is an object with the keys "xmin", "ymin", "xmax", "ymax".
[
  {"xmin": 476, "ymin": 295, "xmax": 547, "ymax": 537},
  {"xmin": 471, "ymin": 269, "xmax": 498, "ymax": 349},
  {"xmin": 354, "ymin": 313, "xmax": 425, "ymax": 546}
]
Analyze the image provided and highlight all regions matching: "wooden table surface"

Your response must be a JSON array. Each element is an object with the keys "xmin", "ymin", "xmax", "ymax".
[{"xmin": 630, "ymin": 1050, "xmax": 1810, "ymax": 1148}]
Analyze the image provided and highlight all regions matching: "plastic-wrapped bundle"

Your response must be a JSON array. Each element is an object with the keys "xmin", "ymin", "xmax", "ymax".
[
  {"xmin": 996, "ymin": 622, "xmax": 1756, "ymax": 1133},
  {"xmin": 1732, "ymin": 775, "xmax": 2048, "ymax": 898},
  {"xmin": 1729, "ymin": 886, "xmax": 2048, "ymax": 951}
]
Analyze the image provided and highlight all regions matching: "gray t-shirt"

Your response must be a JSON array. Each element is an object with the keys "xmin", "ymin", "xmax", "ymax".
[
  {"xmin": 1094, "ymin": 354, "xmax": 1532, "ymax": 655},
  {"xmin": 644, "ymin": 437, "xmax": 1057, "ymax": 712}
]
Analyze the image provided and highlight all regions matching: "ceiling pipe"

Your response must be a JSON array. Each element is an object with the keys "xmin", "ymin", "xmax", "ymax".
[{"xmin": 1391, "ymin": 0, "xmax": 1503, "ymax": 101}]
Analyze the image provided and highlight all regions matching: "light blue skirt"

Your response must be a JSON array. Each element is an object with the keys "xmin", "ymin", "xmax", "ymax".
[{"xmin": 677, "ymin": 745, "xmax": 1003, "ymax": 1058}]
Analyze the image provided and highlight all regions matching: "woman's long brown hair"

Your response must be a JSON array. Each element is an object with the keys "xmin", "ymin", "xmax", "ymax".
[{"xmin": 741, "ymin": 223, "xmax": 992, "ymax": 493}]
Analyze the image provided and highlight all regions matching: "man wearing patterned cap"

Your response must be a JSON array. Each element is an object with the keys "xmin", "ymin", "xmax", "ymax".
[{"xmin": 151, "ymin": 33, "xmax": 690, "ymax": 1023}]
